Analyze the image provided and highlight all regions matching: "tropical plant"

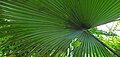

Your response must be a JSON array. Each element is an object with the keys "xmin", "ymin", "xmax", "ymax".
[
  {"xmin": 89, "ymin": 21, "xmax": 120, "ymax": 56},
  {"xmin": 0, "ymin": 0, "xmax": 120, "ymax": 57}
]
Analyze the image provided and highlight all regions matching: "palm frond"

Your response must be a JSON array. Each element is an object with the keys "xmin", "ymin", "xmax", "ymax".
[{"xmin": 0, "ymin": 0, "xmax": 120, "ymax": 57}]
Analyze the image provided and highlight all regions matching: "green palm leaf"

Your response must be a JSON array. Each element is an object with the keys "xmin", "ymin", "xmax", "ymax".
[{"xmin": 0, "ymin": 0, "xmax": 120, "ymax": 57}]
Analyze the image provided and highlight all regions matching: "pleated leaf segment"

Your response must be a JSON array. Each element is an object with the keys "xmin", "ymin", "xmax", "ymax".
[{"xmin": 0, "ymin": 0, "xmax": 120, "ymax": 57}]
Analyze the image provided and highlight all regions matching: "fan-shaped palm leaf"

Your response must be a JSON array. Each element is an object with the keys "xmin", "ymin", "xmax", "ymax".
[{"xmin": 0, "ymin": 0, "xmax": 120, "ymax": 57}]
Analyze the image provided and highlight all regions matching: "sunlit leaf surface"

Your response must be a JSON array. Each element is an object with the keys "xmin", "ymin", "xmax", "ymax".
[{"xmin": 0, "ymin": 0, "xmax": 120, "ymax": 57}]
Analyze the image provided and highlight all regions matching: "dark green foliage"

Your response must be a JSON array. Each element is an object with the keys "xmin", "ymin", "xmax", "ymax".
[{"xmin": 0, "ymin": 0, "xmax": 120, "ymax": 57}]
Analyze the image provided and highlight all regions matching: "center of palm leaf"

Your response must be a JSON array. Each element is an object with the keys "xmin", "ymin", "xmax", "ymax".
[{"xmin": 66, "ymin": 20, "xmax": 89, "ymax": 30}]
